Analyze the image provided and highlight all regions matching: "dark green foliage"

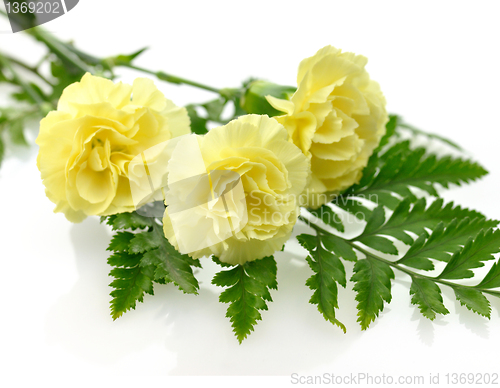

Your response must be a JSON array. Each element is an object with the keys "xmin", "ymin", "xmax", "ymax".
[
  {"xmin": 103, "ymin": 212, "xmax": 154, "ymax": 231},
  {"xmin": 374, "ymin": 114, "xmax": 398, "ymax": 152},
  {"xmin": 477, "ymin": 262, "xmax": 500, "ymax": 289},
  {"xmin": 295, "ymin": 121, "xmax": 499, "ymax": 330},
  {"xmin": 308, "ymin": 204, "xmax": 345, "ymax": 233},
  {"xmin": 438, "ymin": 228, "xmax": 500, "ymax": 280},
  {"xmin": 454, "ymin": 288, "xmax": 491, "ymax": 318},
  {"xmin": 334, "ymin": 114, "xmax": 488, "ymax": 231},
  {"xmin": 342, "ymin": 140, "xmax": 487, "ymax": 210},
  {"xmin": 133, "ymin": 224, "xmax": 201, "ymax": 294},
  {"xmin": 351, "ymin": 258, "xmax": 394, "ymax": 330},
  {"xmin": 398, "ymin": 217, "xmax": 498, "ymax": 270},
  {"xmin": 297, "ymin": 233, "xmax": 354, "ymax": 332},
  {"xmin": 103, "ymin": 212, "xmax": 200, "ymax": 319},
  {"xmin": 186, "ymin": 105, "xmax": 209, "ymax": 135},
  {"xmin": 49, "ymin": 58, "xmax": 86, "ymax": 100},
  {"xmin": 212, "ymin": 256, "xmax": 277, "ymax": 343},
  {"xmin": 353, "ymin": 197, "xmax": 497, "ymax": 262},
  {"xmin": 108, "ymin": 251, "xmax": 155, "ymax": 320},
  {"xmin": 409, "ymin": 277, "xmax": 449, "ymax": 320}
]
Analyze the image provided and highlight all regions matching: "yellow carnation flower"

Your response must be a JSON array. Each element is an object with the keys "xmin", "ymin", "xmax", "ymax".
[
  {"xmin": 266, "ymin": 46, "xmax": 388, "ymax": 208},
  {"xmin": 162, "ymin": 115, "xmax": 310, "ymax": 265},
  {"xmin": 36, "ymin": 73, "xmax": 190, "ymax": 222}
]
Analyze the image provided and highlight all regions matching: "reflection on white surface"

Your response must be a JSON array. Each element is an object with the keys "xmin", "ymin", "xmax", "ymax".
[{"xmin": 40, "ymin": 218, "xmax": 498, "ymax": 376}]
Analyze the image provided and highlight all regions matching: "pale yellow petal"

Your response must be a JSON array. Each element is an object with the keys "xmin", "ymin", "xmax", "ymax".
[
  {"xmin": 58, "ymin": 73, "xmax": 132, "ymax": 112},
  {"xmin": 37, "ymin": 73, "xmax": 190, "ymax": 222},
  {"xmin": 266, "ymin": 96, "xmax": 295, "ymax": 115},
  {"xmin": 131, "ymin": 78, "xmax": 167, "ymax": 112},
  {"xmin": 310, "ymin": 134, "xmax": 363, "ymax": 161},
  {"xmin": 269, "ymin": 46, "xmax": 388, "ymax": 208},
  {"xmin": 163, "ymin": 114, "xmax": 310, "ymax": 264}
]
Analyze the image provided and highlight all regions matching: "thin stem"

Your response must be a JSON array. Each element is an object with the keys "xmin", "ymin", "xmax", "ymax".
[
  {"xmin": 348, "ymin": 243, "xmax": 500, "ymax": 297},
  {"xmin": 1, "ymin": 10, "xmax": 224, "ymax": 96},
  {"xmin": 27, "ymin": 28, "xmax": 91, "ymax": 74},
  {"xmin": 34, "ymin": 52, "xmax": 51, "ymax": 69},
  {"xmin": 63, "ymin": 44, "xmax": 102, "ymax": 66},
  {"xmin": 0, "ymin": 52, "xmax": 52, "ymax": 85},
  {"xmin": 298, "ymin": 216, "xmax": 500, "ymax": 297},
  {"xmin": 298, "ymin": 215, "xmax": 324, "ymax": 233},
  {"xmin": 0, "ymin": 55, "xmax": 44, "ymax": 106},
  {"xmin": 122, "ymin": 63, "xmax": 221, "ymax": 94}
]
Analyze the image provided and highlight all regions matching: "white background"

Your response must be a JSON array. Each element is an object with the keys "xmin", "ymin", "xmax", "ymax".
[{"xmin": 1, "ymin": 0, "xmax": 500, "ymax": 386}]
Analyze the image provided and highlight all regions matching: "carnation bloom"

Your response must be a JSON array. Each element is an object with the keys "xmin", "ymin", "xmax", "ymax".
[
  {"xmin": 266, "ymin": 46, "xmax": 388, "ymax": 208},
  {"xmin": 162, "ymin": 114, "xmax": 310, "ymax": 265},
  {"xmin": 36, "ymin": 73, "xmax": 190, "ymax": 222}
]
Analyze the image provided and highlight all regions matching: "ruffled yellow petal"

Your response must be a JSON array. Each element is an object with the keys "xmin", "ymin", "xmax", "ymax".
[
  {"xmin": 163, "ymin": 114, "xmax": 310, "ymax": 265},
  {"xmin": 58, "ymin": 72, "xmax": 132, "ymax": 112},
  {"xmin": 131, "ymin": 78, "xmax": 167, "ymax": 112},
  {"xmin": 36, "ymin": 73, "xmax": 190, "ymax": 222},
  {"xmin": 273, "ymin": 46, "xmax": 388, "ymax": 208},
  {"xmin": 266, "ymin": 96, "xmax": 295, "ymax": 115}
]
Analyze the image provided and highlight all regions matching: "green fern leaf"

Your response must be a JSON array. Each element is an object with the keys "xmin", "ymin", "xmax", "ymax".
[
  {"xmin": 476, "ymin": 262, "xmax": 500, "ymax": 289},
  {"xmin": 308, "ymin": 204, "xmax": 345, "ymax": 233},
  {"xmin": 104, "ymin": 212, "xmax": 200, "ymax": 319},
  {"xmin": 212, "ymin": 256, "xmax": 277, "ymax": 343},
  {"xmin": 297, "ymin": 234, "xmax": 348, "ymax": 332},
  {"xmin": 107, "ymin": 231, "xmax": 135, "ymax": 252},
  {"xmin": 438, "ymin": 228, "xmax": 500, "ymax": 280},
  {"xmin": 107, "ymin": 248, "xmax": 155, "ymax": 320},
  {"xmin": 454, "ymin": 288, "xmax": 491, "ymax": 318},
  {"xmin": 354, "ymin": 197, "xmax": 497, "ymax": 267},
  {"xmin": 409, "ymin": 277, "xmax": 449, "ymax": 320},
  {"xmin": 132, "ymin": 224, "xmax": 201, "ymax": 294},
  {"xmin": 351, "ymin": 258, "xmax": 394, "ymax": 330},
  {"xmin": 399, "ymin": 217, "xmax": 498, "ymax": 270},
  {"xmin": 103, "ymin": 212, "xmax": 153, "ymax": 231},
  {"xmin": 340, "ymin": 141, "xmax": 487, "ymax": 212},
  {"xmin": 375, "ymin": 114, "xmax": 398, "ymax": 152}
]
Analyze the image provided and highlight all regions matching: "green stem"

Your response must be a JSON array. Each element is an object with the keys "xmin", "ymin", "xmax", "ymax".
[
  {"xmin": 298, "ymin": 216, "xmax": 500, "ymax": 297},
  {"xmin": 1, "ymin": 10, "xmax": 225, "ymax": 96},
  {"xmin": 0, "ymin": 52, "xmax": 52, "ymax": 85},
  {"xmin": 27, "ymin": 28, "xmax": 91, "ymax": 74},
  {"xmin": 63, "ymin": 44, "xmax": 102, "ymax": 66},
  {"xmin": 34, "ymin": 52, "xmax": 51, "ymax": 69},
  {"xmin": 2, "ymin": 9, "xmax": 235, "ymax": 100},
  {"xmin": 121, "ymin": 63, "xmax": 221, "ymax": 94},
  {"xmin": 0, "ymin": 55, "xmax": 44, "ymax": 106}
]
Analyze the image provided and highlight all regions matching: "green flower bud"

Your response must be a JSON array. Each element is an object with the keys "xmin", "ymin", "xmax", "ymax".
[{"xmin": 241, "ymin": 80, "xmax": 296, "ymax": 117}]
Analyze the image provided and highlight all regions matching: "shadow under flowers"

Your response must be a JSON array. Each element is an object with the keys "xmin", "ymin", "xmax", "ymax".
[
  {"xmin": 44, "ymin": 217, "xmax": 181, "ymax": 367},
  {"xmin": 44, "ymin": 217, "xmax": 499, "ymax": 375},
  {"xmin": 44, "ymin": 218, "xmax": 360, "ymax": 375},
  {"xmin": 162, "ymin": 222, "xmax": 361, "ymax": 376}
]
